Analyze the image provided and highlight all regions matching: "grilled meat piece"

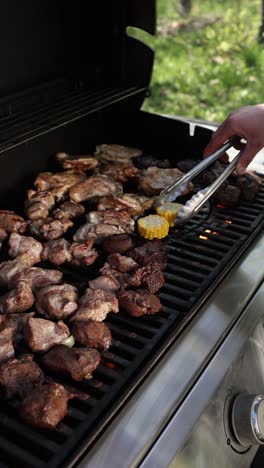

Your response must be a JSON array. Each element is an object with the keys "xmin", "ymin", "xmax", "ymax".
[
  {"xmin": 203, "ymin": 161, "xmax": 227, "ymax": 186},
  {"xmin": 95, "ymin": 144, "xmax": 142, "ymax": 164},
  {"xmin": 12, "ymin": 266, "xmax": 62, "ymax": 290},
  {"xmin": 0, "ymin": 354, "xmax": 44, "ymax": 399},
  {"xmin": 70, "ymin": 241, "xmax": 98, "ymax": 267},
  {"xmin": 53, "ymin": 200, "xmax": 85, "ymax": 220},
  {"xmin": 99, "ymin": 262, "xmax": 123, "ymax": 280},
  {"xmin": 214, "ymin": 184, "xmax": 241, "ymax": 208},
  {"xmin": 8, "ymin": 233, "xmax": 43, "ymax": 266},
  {"xmin": 0, "ymin": 281, "xmax": 34, "ymax": 314},
  {"xmin": 24, "ymin": 317, "xmax": 70, "ymax": 352},
  {"xmin": 69, "ymin": 175, "xmax": 123, "ymax": 203},
  {"xmin": 0, "ymin": 210, "xmax": 27, "ymax": 234},
  {"xmin": 134, "ymin": 154, "xmax": 171, "ymax": 169},
  {"xmin": 35, "ymin": 170, "xmax": 86, "ymax": 201},
  {"xmin": 71, "ymin": 288, "xmax": 119, "ymax": 322},
  {"xmin": 61, "ymin": 157, "xmax": 99, "ymax": 172},
  {"xmin": 71, "ymin": 320, "xmax": 112, "ymax": 350},
  {"xmin": 0, "ymin": 333, "xmax": 14, "ymax": 364},
  {"xmin": 117, "ymin": 289, "xmax": 162, "ymax": 317},
  {"xmin": 124, "ymin": 264, "xmax": 164, "ymax": 294},
  {"xmin": 40, "ymin": 345, "xmax": 101, "ymax": 381},
  {"xmin": 20, "ymin": 381, "xmax": 87, "ymax": 429},
  {"xmin": 36, "ymin": 284, "xmax": 78, "ymax": 320},
  {"xmin": 129, "ymin": 240, "xmax": 167, "ymax": 268},
  {"xmin": 0, "ymin": 228, "xmax": 8, "ymax": 249},
  {"xmin": 235, "ymin": 172, "xmax": 261, "ymax": 201},
  {"xmin": 73, "ymin": 210, "xmax": 134, "ymax": 241},
  {"xmin": 98, "ymin": 194, "xmax": 144, "ymax": 217},
  {"xmin": 42, "ymin": 238, "xmax": 73, "ymax": 265},
  {"xmin": 101, "ymin": 163, "xmax": 141, "ymax": 184},
  {"xmin": 0, "ymin": 312, "xmax": 34, "ymax": 338},
  {"xmin": 28, "ymin": 217, "xmax": 73, "ymax": 240},
  {"xmin": 89, "ymin": 275, "xmax": 120, "ymax": 292},
  {"xmin": 108, "ymin": 253, "xmax": 138, "ymax": 273},
  {"xmin": 102, "ymin": 234, "xmax": 133, "ymax": 254},
  {"xmin": 123, "ymin": 193, "xmax": 155, "ymax": 211},
  {"xmin": 139, "ymin": 167, "xmax": 193, "ymax": 196},
  {"xmin": 25, "ymin": 190, "xmax": 55, "ymax": 220},
  {"xmin": 0, "ymin": 260, "xmax": 26, "ymax": 289}
]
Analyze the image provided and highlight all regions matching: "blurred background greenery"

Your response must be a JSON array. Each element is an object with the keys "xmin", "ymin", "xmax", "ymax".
[{"xmin": 130, "ymin": 0, "xmax": 264, "ymax": 123}]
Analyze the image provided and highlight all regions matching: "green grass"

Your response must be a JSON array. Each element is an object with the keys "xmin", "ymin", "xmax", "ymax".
[{"xmin": 129, "ymin": 0, "xmax": 264, "ymax": 123}]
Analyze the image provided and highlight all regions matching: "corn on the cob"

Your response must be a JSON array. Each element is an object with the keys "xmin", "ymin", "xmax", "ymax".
[
  {"xmin": 156, "ymin": 202, "xmax": 183, "ymax": 227},
  {"xmin": 137, "ymin": 215, "xmax": 169, "ymax": 240}
]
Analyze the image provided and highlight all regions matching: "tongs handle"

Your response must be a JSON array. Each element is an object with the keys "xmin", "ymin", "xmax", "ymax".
[
  {"xmin": 154, "ymin": 136, "xmax": 240, "ymax": 207},
  {"xmin": 174, "ymin": 150, "xmax": 241, "ymax": 226}
]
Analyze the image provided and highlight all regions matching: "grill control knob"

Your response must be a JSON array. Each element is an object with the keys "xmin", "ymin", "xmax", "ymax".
[{"xmin": 231, "ymin": 394, "xmax": 264, "ymax": 446}]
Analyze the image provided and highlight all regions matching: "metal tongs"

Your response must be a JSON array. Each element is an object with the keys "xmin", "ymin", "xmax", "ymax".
[{"xmin": 154, "ymin": 136, "xmax": 241, "ymax": 227}]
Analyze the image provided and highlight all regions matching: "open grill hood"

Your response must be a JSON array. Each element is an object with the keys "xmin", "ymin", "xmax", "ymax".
[{"xmin": 0, "ymin": 1, "xmax": 263, "ymax": 467}]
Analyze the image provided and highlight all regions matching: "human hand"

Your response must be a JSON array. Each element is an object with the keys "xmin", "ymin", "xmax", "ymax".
[{"xmin": 203, "ymin": 104, "xmax": 264, "ymax": 175}]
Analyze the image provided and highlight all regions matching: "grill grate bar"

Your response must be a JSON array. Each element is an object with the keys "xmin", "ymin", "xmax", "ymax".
[
  {"xmin": 0, "ymin": 87, "xmax": 146, "ymax": 153},
  {"xmin": 166, "ymin": 262, "xmax": 207, "ymax": 281},
  {"xmin": 167, "ymin": 253, "xmax": 213, "ymax": 274},
  {"xmin": 166, "ymin": 244, "xmax": 218, "ymax": 267},
  {"xmin": 0, "ymin": 434, "xmax": 46, "ymax": 468},
  {"xmin": 163, "ymin": 281, "xmax": 198, "ymax": 299},
  {"xmin": 169, "ymin": 239, "xmax": 225, "ymax": 259}
]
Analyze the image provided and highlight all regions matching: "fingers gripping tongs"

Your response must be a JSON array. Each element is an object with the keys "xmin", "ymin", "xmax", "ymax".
[{"xmin": 154, "ymin": 136, "xmax": 241, "ymax": 227}]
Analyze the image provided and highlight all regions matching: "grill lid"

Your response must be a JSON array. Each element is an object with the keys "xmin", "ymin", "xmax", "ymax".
[{"xmin": 0, "ymin": 0, "xmax": 155, "ymax": 111}]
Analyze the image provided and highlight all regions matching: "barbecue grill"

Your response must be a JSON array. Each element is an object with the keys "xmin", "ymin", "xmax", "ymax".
[{"xmin": 0, "ymin": 1, "xmax": 263, "ymax": 467}]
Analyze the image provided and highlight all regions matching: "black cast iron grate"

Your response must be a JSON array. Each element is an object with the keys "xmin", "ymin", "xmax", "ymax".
[{"xmin": 0, "ymin": 183, "xmax": 263, "ymax": 468}]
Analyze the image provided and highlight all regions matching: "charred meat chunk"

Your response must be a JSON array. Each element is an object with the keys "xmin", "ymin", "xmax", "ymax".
[
  {"xmin": 100, "ymin": 163, "xmax": 141, "ymax": 184},
  {"xmin": 134, "ymin": 154, "xmax": 171, "ymax": 169},
  {"xmin": 98, "ymin": 194, "xmax": 144, "ymax": 217},
  {"xmin": 8, "ymin": 233, "xmax": 43, "ymax": 266},
  {"xmin": 61, "ymin": 156, "xmax": 99, "ymax": 172},
  {"xmin": 73, "ymin": 210, "xmax": 134, "ymax": 241},
  {"xmin": 35, "ymin": 284, "xmax": 78, "ymax": 320},
  {"xmin": 139, "ymin": 167, "xmax": 193, "ymax": 196},
  {"xmin": 102, "ymin": 234, "xmax": 133, "ymax": 254},
  {"xmin": 28, "ymin": 217, "xmax": 73, "ymax": 240},
  {"xmin": 40, "ymin": 345, "xmax": 101, "ymax": 381},
  {"xmin": 117, "ymin": 289, "xmax": 162, "ymax": 317},
  {"xmin": 0, "ymin": 260, "xmax": 26, "ymax": 289},
  {"xmin": 203, "ymin": 161, "xmax": 227, "ymax": 186},
  {"xmin": 53, "ymin": 200, "xmax": 85, "ymax": 220},
  {"xmin": 124, "ymin": 193, "xmax": 155, "ymax": 212},
  {"xmin": 69, "ymin": 175, "xmax": 123, "ymax": 203},
  {"xmin": 108, "ymin": 253, "xmax": 138, "ymax": 273},
  {"xmin": 0, "ymin": 228, "xmax": 8, "ymax": 249},
  {"xmin": 0, "ymin": 210, "xmax": 27, "ymax": 234},
  {"xmin": 129, "ymin": 240, "xmax": 167, "ymax": 268},
  {"xmin": 25, "ymin": 190, "xmax": 55, "ymax": 220},
  {"xmin": 125, "ymin": 264, "xmax": 165, "ymax": 294},
  {"xmin": 71, "ymin": 288, "xmax": 119, "ymax": 322},
  {"xmin": 70, "ymin": 241, "xmax": 98, "ymax": 267},
  {"xmin": 20, "ymin": 381, "xmax": 87, "ymax": 429},
  {"xmin": 0, "ymin": 281, "xmax": 34, "ymax": 314},
  {"xmin": 0, "ymin": 333, "xmax": 15, "ymax": 364},
  {"xmin": 35, "ymin": 170, "xmax": 86, "ymax": 201},
  {"xmin": 213, "ymin": 184, "xmax": 241, "ymax": 208},
  {"xmin": 12, "ymin": 266, "xmax": 62, "ymax": 290},
  {"xmin": 71, "ymin": 320, "xmax": 112, "ymax": 350},
  {"xmin": 0, "ymin": 354, "xmax": 44, "ymax": 399},
  {"xmin": 42, "ymin": 238, "xmax": 73, "ymax": 265},
  {"xmin": 89, "ymin": 275, "xmax": 120, "ymax": 292},
  {"xmin": 24, "ymin": 317, "xmax": 70, "ymax": 352},
  {"xmin": 235, "ymin": 172, "xmax": 261, "ymax": 201},
  {"xmin": 95, "ymin": 143, "xmax": 142, "ymax": 164},
  {"xmin": 0, "ymin": 312, "xmax": 34, "ymax": 339}
]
